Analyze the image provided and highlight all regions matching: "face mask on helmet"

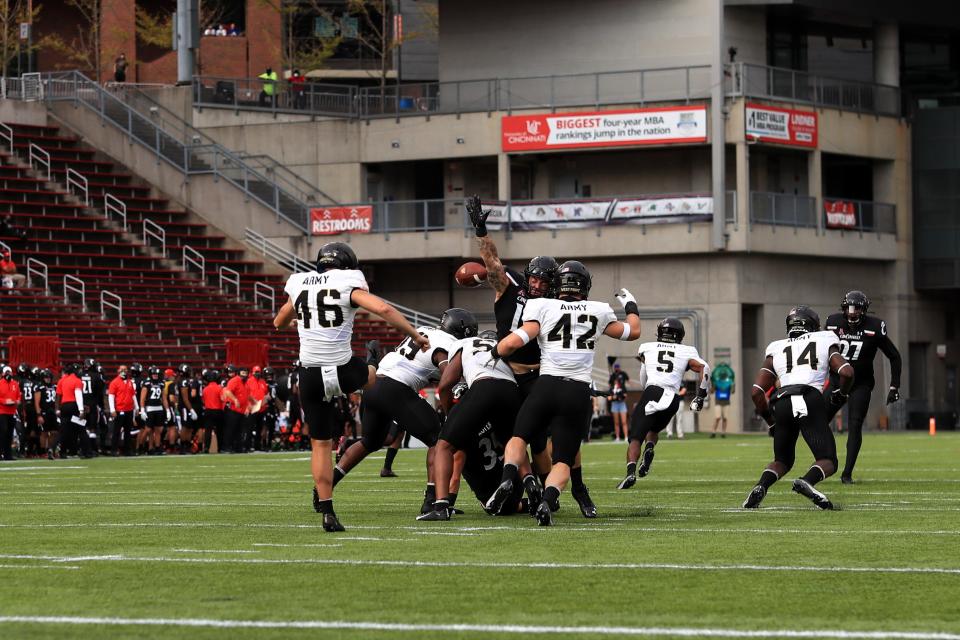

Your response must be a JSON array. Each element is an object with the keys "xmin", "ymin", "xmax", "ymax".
[
  {"xmin": 524, "ymin": 256, "xmax": 558, "ymax": 299},
  {"xmin": 841, "ymin": 291, "xmax": 870, "ymax": 326}
]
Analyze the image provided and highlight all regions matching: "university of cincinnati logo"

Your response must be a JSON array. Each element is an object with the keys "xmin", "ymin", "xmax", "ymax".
[{"xmin": 526, "ymin": 120, "xmax": 541, "ymax": 135}]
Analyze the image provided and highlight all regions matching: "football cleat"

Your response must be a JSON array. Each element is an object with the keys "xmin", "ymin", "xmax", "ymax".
[
  {"xmin": 841, "ymin": 476, "xmax": 854, "ymax": 485},
  {"xmin": 420, "ymin": 495, "xmax": 434, "ymax": 515},
  {"xmin": 637, "ymin": 447, "xmax": 655, "ymax": 477},
  {"xmin": 523, "ymin": 477, "xmax": 542, "ymax": 516},
  {"xmin": 792, "ymin": 479, "xmax": 834, "ymax": 510},
  {"xmin": 617, "ymin": 474, "xmax": 637, "ymax": 490},
  {"xmin": 484, "ymin": 479, "xmax": 514, "ymax": 515},
  {"xmin": 571, "ymin": 485, "xmax": 597, "ymax": 518},
  {"xmin": 322, "ymin": 513, "xmax": 345, "ymax": 532},
  {"xmin": 742, "ymin": 484, "xmax": 766, "ymax": 509},
  {"xmin": 312, "ymin": 487, "xmax": 321, "ymax": 513},
  {"xmin": 416, "ymin": 507, "xmax": 451, "ymax": 521},
  {"xmin": 46, "ymin": 449, "xmax": 55, "ymax": 461},
  {"xmin": 534, "ymin": 500, "xmax": 553, "ymax": 526},
  {"xmin": 380, "ymin": 468, "xmax": 397, "ymax": 478}
]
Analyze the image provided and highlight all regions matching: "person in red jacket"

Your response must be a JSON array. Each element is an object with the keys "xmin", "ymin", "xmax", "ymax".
[
  {"xmin": 107, "ymin": 365, "xmax": 138, "ymax": 456},
  {"xmin": 222, "ymin": 365, "xmax": 250, "ymax": 453},
  {"xmin": 0, "ymin": 365, "xmax": 22, "ymax": 460},
  {"xmin": 48, "ymin": 362, "xmax": 92, "ymax": 459},
  {"xmin": 247, "ymin": 366, "xmax": 269, "ymax": 451},
  {"xmin": 201, "ymin": 368, "xmax": 224, "ymax": 453}
]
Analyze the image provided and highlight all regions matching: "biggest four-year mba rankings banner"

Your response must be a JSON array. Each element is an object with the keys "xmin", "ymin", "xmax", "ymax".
[{"xmin": 501, "ymin": 106, "xmax": 707, "ymax": 152}]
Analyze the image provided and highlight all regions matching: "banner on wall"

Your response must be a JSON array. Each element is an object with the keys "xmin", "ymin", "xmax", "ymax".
[
  {"xmin": 310, "ymin": 206, "xmax": 373, "ymax": 235},
  {"xmin": 824, "ymin": 199, "xmax": 857, "ymax": 229},
  {"xmin": 745, "ymin": 103, "xmax": 817, "ymax": 148},
  {"xmin": 501, "ymin": 106, "xmax": 707, "ymax": 152},
  {"xmin": 484, "ymin": 196, "xmax": 713, "ymax": 230}
]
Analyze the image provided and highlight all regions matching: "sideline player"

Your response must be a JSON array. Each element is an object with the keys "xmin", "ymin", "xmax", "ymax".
[
  {"xmin": 139, "ymin": 367, "xmax": 166, "ymax": 455},
  {"xmin": 825, "ymin": 291, "xmax": 902, "ymax": 483},
  {"xmin": 743, "ymin": 306, "xmax": 853, "ymax": 510},
  {"xmin": 617, "ymin": 318, "xmax": 709, "ymax": 489},
  {"xmin": 486, "ymin": 261, "xmax": 641, "ymax": 525},
  {"xmin": 273, "ymin": 242, "xmax": 428, "ymax": 532},
  {"xmin": 466, "ymin": 195, "xmax": 598, "ymax": 518}
]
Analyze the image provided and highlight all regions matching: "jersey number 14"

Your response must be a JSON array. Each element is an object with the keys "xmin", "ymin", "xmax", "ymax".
[{"xmin": 783, "ymin": 342, "xmax": 819, "ymax": 373}]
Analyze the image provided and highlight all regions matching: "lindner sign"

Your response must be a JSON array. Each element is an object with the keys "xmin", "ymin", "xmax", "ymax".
[
  {"xmin": 745, "ymin": 103, "xmax": 817, "ymax": 148},
  {"xmin": 501, "ymin": 106, "xmax": 707, "ymax": 152},
  {"xmin": 310, "ymin": 206, "xmax": 373, "ymax": 235}
]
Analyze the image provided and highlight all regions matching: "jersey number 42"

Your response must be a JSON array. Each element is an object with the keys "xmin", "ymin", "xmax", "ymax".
[{"xmin": 547, "ymin": 314, "xmax": 598, "ymax": 349}]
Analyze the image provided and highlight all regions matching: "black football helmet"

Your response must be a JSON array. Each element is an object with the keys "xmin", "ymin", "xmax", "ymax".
[
  {"xmin": 30, "ymin": 366, "xmax": 41, "ymax": 380},
  {"xmin": 555, "ymin": 260, "xmax": 591, "ymax": 300},
  {"xmin": 291, "ymin": 359, "xmax": 301, "ymax": 371},
  {"xmin": 841, "ymin": 290, "xmax": 870, "ymax": 326},
  {"xmin": 478, "ymin": 329, "xmax": 498, "ymax": 341},
  {"xmin": 225, "ymin": 363, "xmax": 237, "ymax": 376},
  {"xmin": 83, "ymin": 357, "xmax": 97, "ymax": 371},
  {"xmin": 148, "ymin": 366, "xmax": 161, "ymax": 381},
  {"xmin": 316, "ymin": 242, "xmax": 359, "ymax": 272},
  {"xmin": 263, "ymin": 366, "xmax": 275, "ymax": 381},
  {"xmin": 130, "ymin": 362, "xmax": 143, "ymax": 377},
  {"xmin": 439, "ymin": 308, "xmax": 479, "ymax": 339},
  {"xmin": 41, "ymin": 369, "xmax": 53, "ymax": 384},
  {"xmin": 178, "ymin": 364, "xmax": 192, "ymax": 377},
  {"xmin": 204, "ymin": 368, "xmax": 220, "ymax": 382},
  {"xmin": 786, "ymin": 306, "xmax": 821, "ymax": 338},
  {"xmin": 16, "ymin": 363, "xmax": 30, "ymax": 377},
  {"xmin": 656, "ymin": 318, "xmax": 685, "ymax": 344},
  {"xmin": 524, "ymin": 256, "xmax": 558, "ymax": 298}
]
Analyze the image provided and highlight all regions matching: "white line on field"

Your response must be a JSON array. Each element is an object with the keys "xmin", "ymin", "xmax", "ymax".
[
  {"xmin": 0, "ymin": 615, "xmax": 958, "ymax": 638},
  {"xmin": 0, "ymin": 466, "xmax": 87, "ymax": 471},
  {"xmin": 0, "ymin": 564, "xmax": 80, "ymax": 570},
  {"xmin": 2, "ymin": 553, "xmax": 959, "ymax": 575},
  {"xmin": 172, "ymin": 549, "xmax": 261, "ymax": 554},
  {"xmin": 251, "ymin": 543, "xmax": 343, "ymax": 548}
]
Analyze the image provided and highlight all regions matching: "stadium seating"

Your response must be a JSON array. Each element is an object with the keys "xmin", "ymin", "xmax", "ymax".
[{"xmin": 0, "ymin": 122, "xmax": 404, "ymax": 371}]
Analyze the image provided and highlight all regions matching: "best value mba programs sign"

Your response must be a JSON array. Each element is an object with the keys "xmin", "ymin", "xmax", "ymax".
[
  {"xmin": 501, "ymin": 106, "xmax": 707, "ymax": 152},
  {"xmin": 745, "ymin": 103, "xmax": 817, "ymax": 148},
  {"xmin": 310, "ymin": 206, "xmax": 373, "ymax": 235}
]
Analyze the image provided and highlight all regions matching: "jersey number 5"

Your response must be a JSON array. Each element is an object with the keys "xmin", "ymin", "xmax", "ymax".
[
  {"xmin": 547, "ymin": 314, "xmax": 598, "ymax": 349},
  {"xmin": 657, "ymin": 350, "xmax": 675, "ymax": 373},
  {"xmin": 783, "ymin": 342, "xmax": 819, "ymax": 373},
  {"xmin": 295, "ymin": 289, "xmax": 344, "ymax": 329},
  {"xmin": 397, "ymin": 333, "xmax": 429, "ymax": 361}
]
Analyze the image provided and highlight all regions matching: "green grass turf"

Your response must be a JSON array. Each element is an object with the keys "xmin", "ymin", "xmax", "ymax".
[{"xmin": 1, "ymin": 432, "xmax": 959, "ymax": 639}]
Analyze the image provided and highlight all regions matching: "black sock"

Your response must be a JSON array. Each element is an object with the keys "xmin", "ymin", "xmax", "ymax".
[
  {"xmin": 626, "ymin": 461, "xmax": 637, "ymax": 476},
  {"xmin": 424, "ymin": 483, "xmax": 436, "ymax": 501},
  {"xmin": 758, "ymin": 469, "xmax": 779, "ymax": 490},
  {"xmin": 537, "ymin": 472, "xmax": 548, "ymax": 486},
  {"xmin": 801, "ymin": 465, "xmax": 826, "ymax": 486},
  {"xmin": 317, "ymin": 498, "xmax": 334, "ymax": 515},
  {"xmin": 644, "ymin": 441, "xmax": 656, "ymax": 453},
  {"xmin": 448, "ymin": 492, "xmax": 458, "ymax": 507},
  {"xmin": 570, "ymin": 466, "xmax": 585, "ymax": 491},
  {"xmin": 543, "ymin": 486, "xmax": 560, "ymax": 505},
  {"xmin": 333, "ymin": 466, "xmax": 346, "ymax": 487},
  {"xmin": 501, "ymin": 463, "xmax": 519, "ymax": 485},
  {"xmin": 434, "ymin": 498, "xmax": 449, "ymax": 512},
  {"xmin": 383, "ymin": 447, "xmax": 398, "ymax": 471}
]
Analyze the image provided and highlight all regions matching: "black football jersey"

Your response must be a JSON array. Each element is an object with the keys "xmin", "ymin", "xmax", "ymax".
[
  {"xmin": 37, "ymin": 383, "xmax": 58, "ymax": 412},
  {"xmin": 19, "ymin": 378, "xmax": 36, "ymax": 411},
  {"xmin": 80, "ymin": 373, "xmax": 105, "ymax": 408},
  {"xmin": 142, "ymin": 380, "xmax": 165, "ymax": 408},
  {"xmin": 493, "ymin": 267, "xmax": 541, "ymax": 366},
  {"xmin": 825, "ymin": 313, "xmax": 902, "ymax": 388}
]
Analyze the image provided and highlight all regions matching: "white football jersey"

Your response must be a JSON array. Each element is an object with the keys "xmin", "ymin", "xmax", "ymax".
[
  {"xmin": 637, "ymin": 342, "xmax": 703, "ymax": 393},
  {"xmin": 451, "ymin": 337, "xmax": 516, "ymax": 388},
  {"xmin": 378, "ymin": 327, "xmax": 457, "ymax": 391},
  {"xmin": 766, "ymin": 330, "xmax": 839, "ymax": 389},
  {"xmin": 284, "ymin": 268, "xmax": 369, "ymax": 367},
  {"xmin": 523, "ymin": 298, "xmax": 618, "ymax": 384}
]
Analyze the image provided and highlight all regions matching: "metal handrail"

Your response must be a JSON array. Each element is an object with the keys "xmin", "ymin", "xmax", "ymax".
[
  {"xmin": 63, "ymin": 274, "xmax": 86, "ymax": 310},
  {"xmin": 25, "ymin": 257, "xmax": 48, "ymax": 294},
  {"xmin": 104, "ymin": 193, "xmax": 127, "ymax": 230},
  {"xmin": 100, "ymin": 290, "xmax": 123, "ymax": 325},
  {"xmin": 253, "ymin": 282, "xmax": 275, "ymax": 314},
  {"xmin": 66, "ymin": 167, "xmax": 89, "ymax": 206},
  {"xmin": 28, "ymin": 143, "xmax": 50, "ymax": 180},
  {"xmin": 142, "ymin": 218, "xmax": 166, "ymax": 255},
  {"xmin": 182, "ymin": 245, "xmax": 206, "ymax": 277},
  {"xmin": 0, "ymin": 123, "xmax": 12, "ymax": 151},
  {"xmin": 219, "ymin": 265, "xmax": 240, "ymax": 300},
  {"xmin": 0, "ymin": 239, "xmax": 9, "ymax": 257}
]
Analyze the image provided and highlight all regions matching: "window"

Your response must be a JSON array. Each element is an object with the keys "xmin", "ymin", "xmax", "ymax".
[{"xmin": 909, "ymin": 342, "xmax": 928, "ymax": 400}]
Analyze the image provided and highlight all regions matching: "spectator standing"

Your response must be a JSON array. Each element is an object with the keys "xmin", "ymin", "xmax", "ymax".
[
  {"xmin": 608, "ymin": 363, "xmax": 630, "ymax": 442},
  {"xmin": 247, "ymin": 366, "xmax": 268, "ymax": 451},
  {"xmin": 0, "ymin": 365, "xmax": 21, "ymax": 460},
  {"xmin": 113, "ymin": 53, "xmax": 129, "ymax": 83},
  {"xmin": 711, "ymin": 361, "xmax": 735, "ymax": 438},
  {"xmin": 107, "ymin": 366, "xmax": 137, "ymax": 456},
  {"xmin": 258, "ymin": 67, "xmax": 278, "ymax": 107},
  {"xmin": 1, "ymin": 250, "xmax": 26, "ymax": 291},
  {"xmin": 290, "ymin": 69, "xmax": 306, "ymax": 109},
  {"xmin": 222, "ymin": 365, "xmax": 250, "ymax": 453}
]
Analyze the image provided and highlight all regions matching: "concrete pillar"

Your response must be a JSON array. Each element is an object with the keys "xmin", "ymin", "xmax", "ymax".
[
  {"xmin": 710, "ymin": 0, "xmax": 726, "ymax": 250},
  {"xmin": 874, "ymin": 22, "xmax": 900, "ymax": 87},
  {"xmin": 497, "ymin": 153, "xmax": 511, "ymax": 201},
  {"xmin": 735, "ymin": 141, "xmax": 749, "ymax": 229},
  {"xmin": 808, "ymin": 148, "xmax": 822, "ymax": 234}
]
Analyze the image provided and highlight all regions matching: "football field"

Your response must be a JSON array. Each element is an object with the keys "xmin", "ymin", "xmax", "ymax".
[{"xmin": 1, "ymin": 433, "xmax": 959, "ymax": 639}]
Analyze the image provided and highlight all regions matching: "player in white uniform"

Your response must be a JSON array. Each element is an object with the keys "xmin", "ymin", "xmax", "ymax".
[
  {"xmin": 743, "ymin": 305, "xmax": 854, "ymax": 510},
  {"xmin": 486, "ymin": 261, "xmax": 642, "ymax": 525},
  {"xmin": 419, "ymin": 329, "xmax": 527, "ymax": 520},
  {"xmin": 617, "ymin": 318, "xmax": 710, "ymax": 489},
  {"xmin": 333, "ymin": 308, "xmax": 477, "ymax": 514},
  {"xmin": 273, "ymin": 242, "xmax": 428, "ymax": 532}
]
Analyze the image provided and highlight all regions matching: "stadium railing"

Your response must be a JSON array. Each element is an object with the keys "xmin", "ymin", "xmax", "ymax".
[
  {"xmin": 193, "ymin": 65, "xmax": 713, "ymax": 119},
  {"xmin": 726, "ymin": 62, "xmax": 900, "ymax": 118},
  {"xmin": 750, "ymin": 192, "xmax": 817, "ymax": 229},
  {"xmin": 827, "ymin": 198, "xmax": 897, "ymax": 236}
]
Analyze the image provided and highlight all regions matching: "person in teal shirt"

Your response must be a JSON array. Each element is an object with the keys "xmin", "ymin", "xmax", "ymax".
[{"xmin": 710, "ymin": 362, "xmax": 735, "ymax": 437}]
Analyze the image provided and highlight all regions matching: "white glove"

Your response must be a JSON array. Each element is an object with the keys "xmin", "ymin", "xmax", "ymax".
[
  {"xmin": 140, "ymin": 410, "xmax": 148, "ymax": 421},
  {"xmin": 189, "ymin": 409, "xmax": 198, "ymax": 421},
  {"xmin": 689, "ymin": 396, "xmax": 705, "ymax": 412},
  {"xmin": 166, "ymin": 408, "xmax": 173, "ymax": 422},
  {"xmin": 614, "ymin": 288, "xmax": 637, "ymax": 309}
]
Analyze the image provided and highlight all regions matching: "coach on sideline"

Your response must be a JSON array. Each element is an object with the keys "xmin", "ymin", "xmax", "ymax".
[{"xmin": 0, "ymin": 365, "xmax": 21, "ymax": 460}]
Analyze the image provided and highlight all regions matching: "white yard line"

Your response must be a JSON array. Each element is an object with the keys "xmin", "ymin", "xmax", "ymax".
[{"xmin": 0, "ymin": 615, "xmax": 957, "ymax": 639}]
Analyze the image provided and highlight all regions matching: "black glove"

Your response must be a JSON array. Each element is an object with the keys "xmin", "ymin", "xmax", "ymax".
[
  {"xmin": 828, "ymin": 389, "xmax": 848, "ymax": 410},
  {"xmin": 466, "ymin": 194, "xmax": 490, "ymax": 238},
  {"xmin": 767, "ymin": 424, "xmax": 775, "ymax": 438},
  {"xmin": 886, "ymin": 387, "xmax": 900, "ymax": 405}
]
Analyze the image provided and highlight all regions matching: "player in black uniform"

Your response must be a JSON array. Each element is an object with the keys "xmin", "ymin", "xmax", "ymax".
[
  {"xmin": 178, "ymin": 364, "xmax": 200, "ymax": 454},
  {"xmin": 466, "ymin": 195, "xmax": 598, "ymax": 518},
  {"xmin": 79, "ymin": 358, "xmax": 105, "ymax": 455},
  {"xmin": 34, "ymin": 369, "xmax": 59, "ymax": 453},
  {"xmin": 139, "ymin": 367, "xmax": 166, "ymax": 455},
  {"xmin": 17, "ymin": 364, "xmax": 39, "ymax": 457},
  {"xmin": 825, "ymin": 291, "xmax": 902, "ymax": 484},
  {"xmin": 129, "ymin": 363, "xmax": 144, "ymax": 451}
]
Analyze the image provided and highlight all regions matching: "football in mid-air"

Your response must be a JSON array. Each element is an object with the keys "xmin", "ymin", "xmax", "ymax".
[{"xmin": 455, "ymin": 262, "xmax": 488, "ymax": 287}]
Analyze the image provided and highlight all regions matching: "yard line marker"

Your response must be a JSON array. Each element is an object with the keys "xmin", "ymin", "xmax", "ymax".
[
  {"xmin": 251, "ymin": 543, "xmax": 343, "ymax": 548},
  {"xmin": 172, "ymin": 549, "xmax": 261, "ymax": 554},
  {"xmin": 0, "ymin": 466, "xmax": 86, "ymax": 471},
  {"xmin": 2, "ymin": 553, "xmax": 960, "ymax": 575},
  {"xmin": 0, "ymin": 564, "xmax": 80, "ymax": 570},
  {"xmin": 0, "ymin": 615, "xmax": 958, "ymax": 638}
]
